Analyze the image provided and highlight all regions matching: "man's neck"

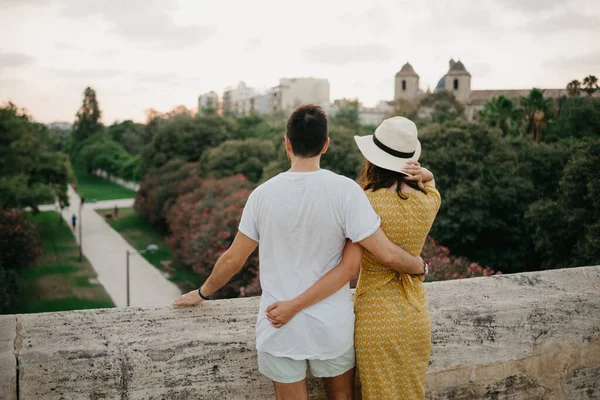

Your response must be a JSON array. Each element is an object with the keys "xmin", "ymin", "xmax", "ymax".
[{"xmin": 288, "ymin": 155, "xmax": 321, "ymax": 173}]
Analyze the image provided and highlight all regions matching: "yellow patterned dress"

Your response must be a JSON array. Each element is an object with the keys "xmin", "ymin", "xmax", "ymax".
[{"xmin": 355, "ymin": 182, "xmax": 441, "ymax": 400}]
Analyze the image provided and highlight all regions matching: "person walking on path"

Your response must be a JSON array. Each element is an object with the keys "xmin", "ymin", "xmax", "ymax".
[
  {"xmin": 71, "ymin": 213, "xmax": 77, "ymax": 230},
  {"xmin": 173, "ymin": 105, "xmax": 428, "ymax": 400}
]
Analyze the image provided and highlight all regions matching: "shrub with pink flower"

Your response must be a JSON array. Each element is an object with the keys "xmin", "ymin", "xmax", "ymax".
[
  {"xmin": 165, "ymin": 175, "xmax": 260, "ymax": 298},
  {"xmin": 421, "ymin": 235, "xmax": 501, "ymax": 281}
]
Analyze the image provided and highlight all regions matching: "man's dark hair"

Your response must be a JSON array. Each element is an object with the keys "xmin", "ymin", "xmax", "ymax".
[{"xmin": 286, "ymin": 104, "xmax": 328, "ymax": 157}]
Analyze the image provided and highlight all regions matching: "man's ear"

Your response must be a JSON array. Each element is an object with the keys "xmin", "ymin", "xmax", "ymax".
[
  {"xmin": 321, "ymin": 137, "xmax": 330, "ymax": 155},
  {"xmin": 284, "ymin": 135, "xmax": 293, "ymax": 154}
]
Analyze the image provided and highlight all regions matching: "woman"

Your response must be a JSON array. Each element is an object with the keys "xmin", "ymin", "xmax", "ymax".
[
  {"xmin": 353, "ymin": 116, "xmax": 440, "ymax": 399},
  {"xmin": 266, "ymin": 116, "xmax": 440, "ymax": 399}
]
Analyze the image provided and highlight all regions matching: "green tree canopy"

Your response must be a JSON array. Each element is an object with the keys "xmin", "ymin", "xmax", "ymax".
[
  {"xmin": 0, "ymin": 103, "xmax": 70, "ymax": 211},
  {"xmin": 545, "ymin": 96, "xmax": 600, "ymax": 142},
  {"xmin": 72, "ymin": 87, "xmax": 103, "ymax": 143},
  {"xmin": 526, "ymin": 139, "xmax": 600, "ymax": 268},
  {"xmin": 418, "ymin": 91, "xmax": 466, "ymax": 124},
  {"xmin": 478, "ymin": 95, "xmax": 524, "ymax": 137},
  {"xmin": 200, "ymin": 138, "xmax": 276, "ymax": 182},
  {"xmin": 419, "ymin": 120, "xmax": 568, "ymax": 273},
  {"xmin": 139, "ymin": 111, "xmax": 236, "ymax": 177},
  {"xmin": 520, "ymin": 88, "xmax": 554, "ymax": 142},
  {"xmin": 106, "ymin": 120, "xmax": 145, "ymax": 154}
]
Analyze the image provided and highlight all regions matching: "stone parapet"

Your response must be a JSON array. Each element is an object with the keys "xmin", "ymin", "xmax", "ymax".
[{"xmin": 1, "ymin": 266, "xmax": 599, "ymax": 399}]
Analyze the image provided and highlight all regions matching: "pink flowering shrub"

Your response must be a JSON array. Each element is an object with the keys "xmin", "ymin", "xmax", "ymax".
[
  {"xmin": 0, "ymin": 208, "xmax": 41, "ymax": 313},
  {"xmin": 421, "ymin": 235, "xmax": 501, "ymax": 281},
  {"xmin": 165, "ymin": 175, "xmax": 260, "ymax": 298},
  {"xmin": 135, "ymin": 160, "xmax": 203, "ymax": 232},
  {"xmin": 0, "ymin": 208, "xmax": 41, "ymax": 271}
]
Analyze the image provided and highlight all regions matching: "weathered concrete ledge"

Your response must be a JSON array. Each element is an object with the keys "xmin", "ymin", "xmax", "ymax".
[{"xmin": 1, "ymin": 266, "xmax": 599, "ymax": 399}]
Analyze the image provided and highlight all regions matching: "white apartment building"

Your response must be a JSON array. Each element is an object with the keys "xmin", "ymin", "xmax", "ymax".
[
  {"xmin": 197, "ymin": 91, "xmax": 219, "ymax": 112},
  {"xmin": 269, "ymin": 77, "xmax": 330, "ymax": 113},
  {"xmin": 222, "ymin": 82, "xmax": 257, "ymax": 114}
]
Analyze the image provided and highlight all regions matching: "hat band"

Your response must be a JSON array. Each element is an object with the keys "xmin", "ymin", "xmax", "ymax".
[{"xmin": 373, "ymin": 133, "xmax": 415, "ymax": 159}]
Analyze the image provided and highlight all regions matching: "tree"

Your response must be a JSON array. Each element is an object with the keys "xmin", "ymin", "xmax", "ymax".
[
  {"xmin": 419, "ymin": 120, "xmax": 568, "ymax": 273},
  {"xmin": 526, "ymin": 139, "xmax": 600, "ymax": 268},
  {"xmin": 106, "ymin": 120, "xmax": 145, "ymax": 154},
  {"xmin": 200, "ymin": 138, "xmax": 276, "ymax": 183},
  {"xmin": 0, "ymin": 103, "xmax": 70, "ymax": 211},
  {"xmin": 165, "ymin": 175, "xmax": 259, "ymax": 298},
  {"xmin": 566, "ymin": 80, "xmax": 582, "ymax": 97},
  {"xmin": 332, "ymin": 99, "xmax": 360, "ymax": 130},
  {"xmin": 0, "ymin": 208, "xmax": 41, "ymax": 313},
  {"xmin": 418, "ymin": 91, "xmax": 466, "ymax": 124},
  {"xmin": 72, "ymin": 87, "xmax": 102, "ymax": 143},
  {"xmin": 544, "ymin": 96, "xmax": 600, "ymax": 142},
  {"xmin": 388, "ymin": 99, "xmax": 418, "ymax": 120},
  {"xmin": 520, "ymin": 88, "xmax": 554, "ymax": 142},
  {"xmin": 582, "ymin": 75, "xmax": 599, "ymax": 97},
  {"xmin": 139, "ymin": 110, "xmax": 235, "ymax": 177},
  {"xmin": 135, "ymin": 160, "xmax": 203, "ymax": 231},
  {"xmin": 478, "ymin": 95, "xmax": 524, "ymax": 137}
]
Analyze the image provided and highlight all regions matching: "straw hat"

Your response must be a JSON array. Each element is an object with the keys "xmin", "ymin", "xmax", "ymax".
[{"xmin": 354, "ymin": 116, "xmax": 421, "ymax": 175}]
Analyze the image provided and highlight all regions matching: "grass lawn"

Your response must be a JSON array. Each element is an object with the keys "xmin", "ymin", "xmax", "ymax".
[
  {"xmin": 73, "ymin": 168, "xmax": 136, "ymax": 201},
  {"xmin": 18, "ymin": 211, "xmax": 115, "ymax": 314},
  {"xmin": 96, "ymin": 207, "xmax": 201, "ymax": 292}
]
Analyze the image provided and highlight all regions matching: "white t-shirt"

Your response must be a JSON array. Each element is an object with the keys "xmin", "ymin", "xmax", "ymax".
[{"xmin": 238, "ymin": 169, "xmax": 380, "ymax": 360}]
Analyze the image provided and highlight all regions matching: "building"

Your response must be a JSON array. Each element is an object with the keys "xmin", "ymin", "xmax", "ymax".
[
  {"xmin": 359, "ymin": 101, "xmax": 394, "ymax": 126},
  {"xmin": 392, "ymin": 59, "xmax": 592, "ymax": 121},
  {"xmin": 269, "ymin": 77, "xmax": 330, "ymax": 113},
  {"xmin": 222, "ymin": 82, "xmax": 257, "ymax": 114},
  {"xmin": 394, "ymin": 63, "xmax": 420, "ymax": 101},
  {"xmin": 197, "ymin": 91, "xmax": 219, "ymax": 112},
  {"xmin": 435, "ymin": 59, "xmax": 471, "ymax": 102},
  {"xmin": 237, "ymin": 94, "xmax": 270, "ymax": 115}
]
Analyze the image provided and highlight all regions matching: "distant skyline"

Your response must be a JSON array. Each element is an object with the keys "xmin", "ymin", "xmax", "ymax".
[{"xmin": 1, "ymin": 0, "xmax": 599, "ymax": 123}]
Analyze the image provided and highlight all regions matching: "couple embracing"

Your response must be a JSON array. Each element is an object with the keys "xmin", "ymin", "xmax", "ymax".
[{"xmin": 173, "ymin": 104, "xmax": 441, "ymax": 400}]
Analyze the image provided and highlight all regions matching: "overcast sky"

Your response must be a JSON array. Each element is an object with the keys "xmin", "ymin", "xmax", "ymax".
[{"xmin": 1, "ymin": 0, "xmax": 599, "ymax": 123}]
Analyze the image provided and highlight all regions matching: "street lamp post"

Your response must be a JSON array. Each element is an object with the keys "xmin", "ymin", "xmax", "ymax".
[
  {"xmin": 78, "ymin": 197, "xmax": 85, "ymax": 262},
  {"xmin": 125, "ymin": 244, "xmax": 158, "ymax": 307}
]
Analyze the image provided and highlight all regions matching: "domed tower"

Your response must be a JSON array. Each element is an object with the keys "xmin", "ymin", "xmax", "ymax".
[
  {"xmin": 394, "ymin": 62, "xmax": 420, "ymax": 101},
  {"xmin": 443, "ymin": 60, "xmax": 471, "ymax": 102}
]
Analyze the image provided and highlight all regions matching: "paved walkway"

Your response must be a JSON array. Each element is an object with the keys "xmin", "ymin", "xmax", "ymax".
[{"xmin": 39, "ymin": 189, "xmax": 182, "ymax": 308}]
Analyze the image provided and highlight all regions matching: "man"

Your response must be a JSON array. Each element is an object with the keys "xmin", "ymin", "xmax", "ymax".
[{"xmin": 173, "ymin": 104, "xmax": 426, "ymax": 400}]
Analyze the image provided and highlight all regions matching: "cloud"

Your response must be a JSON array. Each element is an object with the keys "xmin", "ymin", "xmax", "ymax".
[
  {"xmin": 0, "ymin": 51, "xmax": 35, "ymax": 67},
  {"xmin": 303, "ymin": 44, "xmax": 393, "ymax": 65},
  {"xmin": 245, "ymin": 38, "xmax": 262, "ymax": 52},
  {"xmin": 469, "ymin": 63, "xmax": 492, "ymax": 78},
  {"xmin": 527, "ymin": 11, "xmax": 600, "ymax": 33},
  {"xmin": 49, "ymin": 68, "xmax": 123, "ymax": 80},
  {"xmin": 57, "ymin": 0, "xmax": 216, "ymax": 49},
  {"xmin": 494, "ymin": 0, "xmax": 567, "ymax": 12},
  {"xmin": 55, "ymin": 42, "xmax": 78, "ymax": 50},
  {"xmin": 339, "ymin": 3, "xmax": 393, "ymax": 34},
  {"xmin": 542, "ymin": 52, "xmax": 600, "ymax": 70}
]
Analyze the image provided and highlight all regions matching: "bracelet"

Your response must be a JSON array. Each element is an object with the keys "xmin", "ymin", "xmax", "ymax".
[{"xmin": 198, "ymin": 289, "xmax": 211, "ymax": 300}]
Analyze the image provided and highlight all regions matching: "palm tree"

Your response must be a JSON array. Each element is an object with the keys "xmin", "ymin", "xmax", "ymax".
[
  {"xmin": 520, "ymin": 88, "xmax": 554, "ymax": 142},
  {"xmin": 479, "ymin": 95, "xmax": 524, "ymax": 137},
  {"xmin": 582, "ymin": 75, "xmax": 599, "ymax": 96},
  {"xmin": 566, "ymin": 80, "xmax": 581, "ymax": 96}
]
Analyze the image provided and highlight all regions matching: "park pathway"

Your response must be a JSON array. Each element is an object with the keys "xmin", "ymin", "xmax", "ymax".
[{"xmin": 39, "ymin": 189, "xmax": 182, "ymax": 308}]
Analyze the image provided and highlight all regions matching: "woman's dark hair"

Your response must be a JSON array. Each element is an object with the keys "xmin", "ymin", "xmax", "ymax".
[{"xmin": 358, "ymin": 160, "xmax": 427, "ymax": 200}]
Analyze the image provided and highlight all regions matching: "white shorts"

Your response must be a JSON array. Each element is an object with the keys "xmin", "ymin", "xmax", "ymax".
[{"xmin": 257, "ymin": 346, "xmax": 355, "ymax": 384}]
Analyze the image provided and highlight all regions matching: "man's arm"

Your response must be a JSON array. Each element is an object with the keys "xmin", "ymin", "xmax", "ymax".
[
  {"xmin": 266, "ymin": 241, "xmax": 363, "ymax": 328},
  {"xmin": 359, "ymin": 228, "xmax": 424, "ymax": 275},
  {"xmin": 172, "ymin": 231, "xmax": 258, "ymax": 306}
]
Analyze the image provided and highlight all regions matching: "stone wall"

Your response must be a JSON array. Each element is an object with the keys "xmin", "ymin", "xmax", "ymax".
[{"xmin": 1, "ymin": 266, "xmax": 599, "ymax": 399}]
